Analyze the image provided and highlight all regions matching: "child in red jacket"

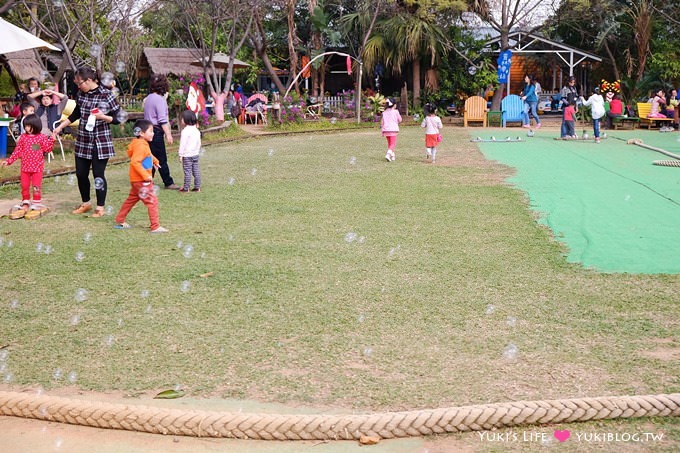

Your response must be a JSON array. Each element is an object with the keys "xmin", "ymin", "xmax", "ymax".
[
  {"xmin": 114, "ymin": 119, "xmax": 169, "ymax": 233},
  {"xmin": 1, "ymin": 114, "xmax": 54, "ymax": 219}
]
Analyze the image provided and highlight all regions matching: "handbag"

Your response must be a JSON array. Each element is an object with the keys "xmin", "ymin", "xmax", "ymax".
[{"xmin": 437, "ymin": 134, "xmax": 443, "ymax": 143}]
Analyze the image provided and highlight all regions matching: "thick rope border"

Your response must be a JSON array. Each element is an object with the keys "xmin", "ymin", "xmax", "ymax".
[{"xmin": 0, "ymin": 391, "xmax": 678, "ymax": 440}]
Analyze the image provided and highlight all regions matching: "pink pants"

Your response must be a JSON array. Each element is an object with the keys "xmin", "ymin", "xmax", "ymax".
[
  {"xmin": 385, "ymin": 135, "xmax": 397, "ymax": 150},
  {"xmin": 115, "ymin": 181, "xmax": 160, "ymax": 230},
  {"xmin": 20, "ymin": 171, "xmax": 43, "ymax": 202}
]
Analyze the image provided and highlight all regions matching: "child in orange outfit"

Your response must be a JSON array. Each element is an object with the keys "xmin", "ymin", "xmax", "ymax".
[
  {"xmin": 1, "ymin": 114, "xmax": 55, "ymax": 219},
  {"xmin": 114, "ymin": 119, "xmax": 168, "ymax": 233}
]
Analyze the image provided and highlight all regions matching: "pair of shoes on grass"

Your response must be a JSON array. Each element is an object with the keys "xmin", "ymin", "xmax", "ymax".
[
  {"xmin": 72, "ymin": 203, "xmax": 104, "ymax": 217},
  {"xmin": 9, "ymin": 201, "xmax": 48, "ymax": 220},
  {"xmin": 114, "ymin": 222, "xmax": 169, "ymax": 233},
  {"xmin": 179, "ymin": 187, "xmax": 200, "ymax": 193}
]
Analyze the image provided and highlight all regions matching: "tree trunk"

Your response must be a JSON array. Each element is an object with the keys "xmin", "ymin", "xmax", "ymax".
[
  {"xmin": 412, "ymin": 59, "xmax": 421, "ymax": 108},
  {"xmin": 287, "ymin": 0, "xmax": 300, "ymax": 94}
]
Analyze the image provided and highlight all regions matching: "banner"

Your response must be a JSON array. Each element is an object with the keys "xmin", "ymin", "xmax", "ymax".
[{"xmin": 497, "ymin": 50, "xmax": 512, "ymax": 84}]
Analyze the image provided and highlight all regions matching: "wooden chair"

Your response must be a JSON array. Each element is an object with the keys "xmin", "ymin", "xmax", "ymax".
[
  {"xmin": 304, "ymin": 103, "xmax": 322, "ymax": 119},
  {"xmin": 463, "ymin": 96, "xmax": 488, "ymax": 127},
  {"xmin": 637, "ymin": 102, "xmax": 673, "ymax": 129},
  {"xmin": 501, "ymin": 94, "xmax": 524, "ymax": 127}
]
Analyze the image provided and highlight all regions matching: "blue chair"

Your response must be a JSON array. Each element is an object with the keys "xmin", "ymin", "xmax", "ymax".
[{"xmin": 501, "ymin": 94, "xmax": 524, "ymax": 127}]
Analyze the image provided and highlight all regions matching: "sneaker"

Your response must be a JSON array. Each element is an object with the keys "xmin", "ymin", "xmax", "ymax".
[
  {"xmin": 385, "ymin": 153, "xmax": 391, "ymax": 162},
  {"xmin": 72, "ymin": 203, "xmax": 92, "ymax": 215},
  {"xmin": 426, "ymin": 151, "xmax": 432, "ymax": 159},
  {"xmin": 150, "ymin": 226, "xmax": 169, "ymax": 233},
  {"xmin": 389, "ymin": 151, "xmax": 396, "ymax": 162},
  {"xmin": 536, "ymin": 123, "xmax": 541, "ymax": 129},
  {"xmin": 178, "ymin": 188, "xmax": 190, "ymax": 193},
  {"xmin": 522, "ymin": 124, "xmax": 531, "ymax": 128},
  {"xmin": 114, "ymin": 222, "xmax": 133, "ymax": 229},
  {"xmin": 91, "ymin": 207, "xmax": 105, "ymax": 218},
  {"xmin": 165, "ymin": 184, "xmax": 180, "ymax": 190},
  {"xmin": 191, "ymin": 188, "xmax": 201, "ymax": 192}
]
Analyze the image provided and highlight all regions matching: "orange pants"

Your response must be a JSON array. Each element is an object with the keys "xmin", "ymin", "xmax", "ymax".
[{"xmin": 115, "ymin": 181, "xmax": 160, "ymax": 230}]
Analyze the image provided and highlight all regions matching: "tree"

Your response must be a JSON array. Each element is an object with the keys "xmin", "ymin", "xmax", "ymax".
[{"xmin": 468, "ymin": 0, "xmax": 560, "ymax": 110}]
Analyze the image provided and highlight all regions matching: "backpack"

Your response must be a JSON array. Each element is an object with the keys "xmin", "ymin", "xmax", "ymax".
[{"xmin": 534, "ymin": 82, "xmax": 542, "ymax": 96}]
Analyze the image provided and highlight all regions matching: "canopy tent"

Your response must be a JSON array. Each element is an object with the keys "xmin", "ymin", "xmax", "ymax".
[
  {"xmin": 0, "ymin": 17, "xmax": 60, "ymax": 54},
  {"xmin": 0, "ymin": 18, "xmax": 60, "ymax": 92},
  {"xmin": 190, "ymin": 53, "xmax": 250, "ymax": 70},
  {"xmin": 484, "ymin": 31, "xmax": 602, "ymax": 95}
]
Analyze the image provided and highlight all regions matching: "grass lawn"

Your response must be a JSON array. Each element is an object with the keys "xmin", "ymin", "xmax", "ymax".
[{"xmin": 0, "ymin": 125, "xmax": 678, "ymax": 450}]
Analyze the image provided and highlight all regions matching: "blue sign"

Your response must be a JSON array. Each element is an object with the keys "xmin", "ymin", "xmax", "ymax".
[{"xmin": 497, "ymin": 50, "xmax": 513, "ymax": 84}]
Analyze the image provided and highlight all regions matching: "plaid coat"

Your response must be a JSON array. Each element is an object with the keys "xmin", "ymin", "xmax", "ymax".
[{"xmin": 69, "ymin": 85, "xmax": 120, "ymax": 159}]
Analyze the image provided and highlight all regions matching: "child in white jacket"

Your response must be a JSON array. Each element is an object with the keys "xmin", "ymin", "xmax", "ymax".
[
  {"xmin": 580, "ymin": 87, "xmax": 605, "ymax": 143},
  {"xmin": 178, "ymin": 110, "xmax": 202, "ymax": 192}
]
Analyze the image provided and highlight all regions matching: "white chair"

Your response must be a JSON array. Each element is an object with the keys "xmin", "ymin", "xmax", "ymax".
[{"xmin": 49, "ymin": 120, "xmax": 66, "ymax": 162}]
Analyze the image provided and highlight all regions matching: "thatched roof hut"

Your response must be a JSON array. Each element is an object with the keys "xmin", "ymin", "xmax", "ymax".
[
  {"xmin": 139, "ymin": 48, "xmax": 225, "ymax": 79},
  {"xmin": 1, "ymin": 49, "xmax": 45, "ymax": 82}
]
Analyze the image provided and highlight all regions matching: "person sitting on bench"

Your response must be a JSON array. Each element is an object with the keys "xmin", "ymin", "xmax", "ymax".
[{"xmin": 605, "ymin": 93, "xmax": 623, "ymax": 129}]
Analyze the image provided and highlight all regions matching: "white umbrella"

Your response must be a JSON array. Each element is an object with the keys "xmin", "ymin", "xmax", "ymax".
[
  {"xmin": 0, "ymin": 18, "xmax": 60, "ymax": 54},
  {"xmin": 190, "ymin": 53, "xmax": 250, "ymax": 70}
]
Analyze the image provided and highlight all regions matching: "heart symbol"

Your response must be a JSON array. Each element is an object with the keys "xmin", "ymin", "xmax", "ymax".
[{"xmin": 553, "ymin": 429, "xmax": 571, "ymax": 442}]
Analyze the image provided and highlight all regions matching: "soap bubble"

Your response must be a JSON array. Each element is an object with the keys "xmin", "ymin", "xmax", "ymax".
[
  {"xmin": 66, "ymin": 371, "xmax": 78, "ymax": 384},
  {"xmin": 182, "ymin": 244, "xmax": 194, "ymax": 258},
  {"xmin": 89, "ymin": 44, "xmax": 101, "ymax": 58},
  {"xmin": 67, "ymin": 174, "xmax": 76, "ymax": 185},
  {"xmin": 624, "ymin": 195, "xmax": 631, "ymax": 202},
  {"xmin": 4, "ymin": 372, "xmax": 14, "ymax": 383},
  {"xmin": 52, "ymin": 368, "xmax": 63, "ymax": 380},
  {"xmin": 330, "ymin": 117, "xmax": 337, "ymax": 125},
  {"xmin": 502, "ymin": 343, "xmax": 519, "ymax": 360},
  {"xmin": 176, "ymin": 240, "xmax": 183, "ymax": 248},
  {"xmin": 116, "ymin": 110, "xmax": 129, "ymax": 123},
  {"xmin": 69, "ymin": 314, "xmax": 81, "ymax": 326},
  {"xmin": 357, "ymin": 313, "xmax": 365, "ymax": 323},
  {"xmin": 104, "ymin": 334, "xmax": 115, "ymax": 347},
  {"xmin": 267, "ymin": 148, "xmax": 274, "ymax": 157},
  {"xmin": 349, "ymin": 156, "xmax": 356, "ymax": 165},
  {"xmin": 344, "ymin": 232, "xmax": 357, "ymax": 243},
  {"xmin": 36, "ymin": 242, "xmax": 44, "ymax": 253},
  {"xmin": 0, "ymin": 350, "xmax": 8, "ymax": 361},
  {"xmin": 111, "ymin": 87, "xmax": 120, "ymax": 98},
  {"xmin": 5, "ymin": 240, "xmax": 13, "ymax": 248},
  {"xmin": 94, "ymin": 177, "xmax": 105, "ymax": 190},
  {"xmin": 413, "ymin": 114, "xmax": 420, "ymax": 122},
  {"xmin": 95, "ymin": 102, "xmax": 109, "ymax": 115},
  {"xmin": 227, "ymin": 234, "xmax": 234, "ymax": 241},
  {"xmin": 251, "ymin": 168, "xmax": 257, "ymax": 176},
  {"xmin": 485, "ymin": 304, "xmax": 495, "ymax": 315},
  {"xmin": 83, "ymin": 232, "xmax": 92, "ymax": 243},
  {"xmin": 9, "ymin": 299, "xmax": 19, "ymax": 309},
  {"xmin": 52, "ymin": 0, "xmax": 64, "ymax": 7},
  {"xmin": 145, "ymin": 304, "xmax": 152, "ymax": 314},
  {"xmin": 358, "ymin": 236, "xmax": 366, "ymax": 244},
  {"xmin": 140, "ymin": 289, "xmax": 150, "ymax": 298},
  {"xmin": 75, "ymin": 251, "xmax": 85, "ymax": 262},
  {"xmin": 54, "ymin": 438, "xmax": 63, "ymax": 449},
  {"xmin": 115, "ymin": 61, "xmax": 126, "ymax": 73},
  {"xmin": 117, "ymin": 319, "xmax": 123, "ymax": 327},
  {"xmin": 105, "ymin": 205, "xmax": 113, "ymax": 215},
  {"xmin": 363, "ymin": 347, "xmax": 373, "ymax": 358},
  {"xmin": 180, "ymin": 280, "xmax": 191, "ymax": 292},
  {"xmin": 228, "ymin": 177, "xmax": 235, "ymax": 185},
  {"xmin": 0, "ymin": 363, "xmax": 6, "ymax": 373},
  {"xmin": 199, "ymin": 147, "xmax": 206, "ymax": 156},
  {"xmin": 506, "ymin": 316, "xmax": 517, "ymax": 327},
  {"xmin": 99, "ymin": 72, "xmax": 114, "ymax": 87},
  {"xmin": 54, "ymin": 175, "xmax": 61, "ymax": 183},
  {"xmin": 43, "ymin": 245, "xmax": 53, "ymax": 255},
  {"xmin": 74, "ymin": 288, "xmax": 88, "ymax": 302}
]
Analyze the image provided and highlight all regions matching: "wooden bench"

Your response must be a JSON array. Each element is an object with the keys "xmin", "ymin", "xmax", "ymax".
[
  {"xmin": 637, "ymin": 102, "xmax": 674, "ymax": 129},
  {"xmin": 612, "ymin": 116, "xmax": 639, "ymax": 130}
]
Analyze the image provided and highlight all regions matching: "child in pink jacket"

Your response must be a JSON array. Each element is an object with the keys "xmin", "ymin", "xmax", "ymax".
[{"xmin": 381, "ymin": 98, "xmax": 402, "ymax": 162}]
